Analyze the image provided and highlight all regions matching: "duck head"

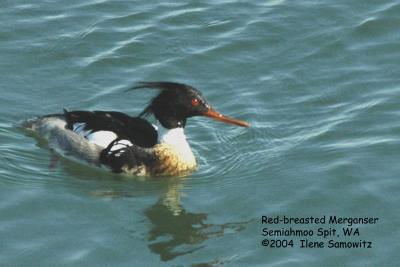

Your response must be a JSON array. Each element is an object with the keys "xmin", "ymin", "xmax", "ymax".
[{"xmin": 128, "ymin": 82, "xmax": 250, "ymax": 129}]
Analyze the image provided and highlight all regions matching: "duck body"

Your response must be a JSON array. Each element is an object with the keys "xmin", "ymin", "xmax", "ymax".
[
  {"xmin": 27, "ymin": 110, "xmax": 197, "ymax": 176},
  {"xmin": 24, "ymin": 82, "xmax": 249, "ymax": 177}
]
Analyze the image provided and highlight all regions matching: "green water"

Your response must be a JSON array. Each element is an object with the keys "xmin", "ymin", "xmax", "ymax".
[{"xmin": 1, "ymin": 1, "xmax": 399, "ymax": 266}]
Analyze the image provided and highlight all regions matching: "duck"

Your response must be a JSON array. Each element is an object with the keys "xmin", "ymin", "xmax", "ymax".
[{"xmin": 24, "ymin": 82, "xmax": 249, "ymax": 176}]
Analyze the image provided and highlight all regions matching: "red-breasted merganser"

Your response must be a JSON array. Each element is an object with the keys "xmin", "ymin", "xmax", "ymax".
[{"xmin": 25, "ymin": 82, "xmax": 249, "ymax": 176}]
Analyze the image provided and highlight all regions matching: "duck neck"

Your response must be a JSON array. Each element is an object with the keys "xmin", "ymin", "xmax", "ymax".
[{"xmin": 158, "ymin": 126, "xmax": 196, "ymax": 164}]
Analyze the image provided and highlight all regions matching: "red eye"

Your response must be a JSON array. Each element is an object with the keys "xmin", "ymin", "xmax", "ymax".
[{"xmin": 191, "ymin": 98, "xmax": 199, "ymax": 107}]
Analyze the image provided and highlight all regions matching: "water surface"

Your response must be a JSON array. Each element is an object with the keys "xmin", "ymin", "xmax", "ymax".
[{"xmin": 1, "ymin": 0, "xmax": 399, "ymax": 266}]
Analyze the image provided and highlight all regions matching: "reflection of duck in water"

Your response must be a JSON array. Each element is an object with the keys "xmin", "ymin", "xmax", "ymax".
[
  {"xmin": 145, "ymin": 180, "xmax": 250, "ymax": 262},
  {"xmin": 24, "ymin": 82, "xmax": 249, "ymax": 176},
  {"xmin": 81, "ymin": 175, "xmax": 250, "ymax": 263}
]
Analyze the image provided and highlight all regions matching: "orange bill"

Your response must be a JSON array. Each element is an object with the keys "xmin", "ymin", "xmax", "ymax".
[{"xmin": 202, "ymin": 108, "xmax": 250, "ymax": 127}]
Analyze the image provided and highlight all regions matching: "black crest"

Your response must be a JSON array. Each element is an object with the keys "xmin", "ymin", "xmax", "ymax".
[{"xmin": 126, "ymin": 81, "xmax": 209, "ymax": 129}]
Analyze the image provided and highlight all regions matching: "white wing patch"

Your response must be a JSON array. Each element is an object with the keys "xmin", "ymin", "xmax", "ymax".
[
  {"xmin": 72, "ymin": 122, "xmax": 119, "ymax": 148},
  {"xmin": 87, "ymin": 131, "xmax": 118, "ymax": 148}
]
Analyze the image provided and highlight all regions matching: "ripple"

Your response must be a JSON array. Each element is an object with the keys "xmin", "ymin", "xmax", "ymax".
[
  {"xmin": 181, "ymin": 122, "xmax": 280, "ymax": 193},
  {"xmin": 0, "ymin": 126, "xmax": 54, "ymax": 187},
  {"xmin": 79, "ymin": 34, "xmax": 151, "ymax": 67},
  {"xmin": 158, "ymin": 7, "xmax": 208, "ymax": 21}
]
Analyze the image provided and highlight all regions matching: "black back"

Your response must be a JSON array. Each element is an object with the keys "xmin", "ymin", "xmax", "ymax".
[{"xmin": 64, "ymin": 110, "xmax": 158, "ymax": 148}]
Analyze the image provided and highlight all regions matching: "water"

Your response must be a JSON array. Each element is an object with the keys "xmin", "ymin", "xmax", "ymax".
[{"xmin": 1, "ymin": 0, "xmax": 399, "ymax": 266}]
